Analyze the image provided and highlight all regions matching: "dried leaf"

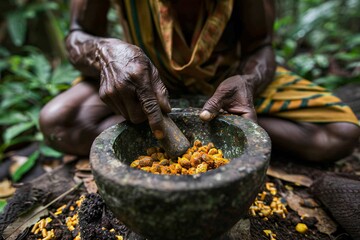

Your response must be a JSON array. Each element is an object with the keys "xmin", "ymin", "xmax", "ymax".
[
  {"xmin": 286, "ymin": 191, "xmax": 337, "ymax": 235},
  {"xmin": 9, "ymin": 156, "xmax": 28, "ymax": 175},
  {"xmin": 83, "ymin": 177, "xmax": 98, "ymax": 194},
  {"xmin": 0, "ymin": 179, "xmax": 16, "ymax": 198},
  {"xmin": 75, "ymin": 172, "xmax": 93, "ymax": 179},
  {"xmin": 3, "ymin": 206, "xmax": 49, "ymax": 240},
  {"xmin": 3, "ymin": 181, "xmax": 83, "ymax": 240},
  {"xmin": 75, "ymin": 159, "xmax": 91, "ymax": 172},
  {"xmin": 63, "ymin": 154, "xmax": 77, "ymax": 163},
  {"xmin": 267, "ymin": 166, "xmax": 313, "ymax": 187}
]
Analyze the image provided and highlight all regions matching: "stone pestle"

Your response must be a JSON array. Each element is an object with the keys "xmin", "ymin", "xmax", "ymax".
[{"xmin": 156, "ymin": 114, "xmax": 190, "ymax": 159}]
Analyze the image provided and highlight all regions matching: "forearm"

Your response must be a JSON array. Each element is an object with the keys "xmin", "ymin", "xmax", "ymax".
[
  {"xmin": 66, "ymin": 0, "xmax": 111, "ymax": 78},
  {"xmin": 239, "ymin": 45, "xmax": 276, "ymax": 96}
]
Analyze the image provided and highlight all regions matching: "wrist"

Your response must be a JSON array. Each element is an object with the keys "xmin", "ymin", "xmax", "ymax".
[{"xmin": 234, "ymin": 74, "xmax": 257, "ymax": 95}]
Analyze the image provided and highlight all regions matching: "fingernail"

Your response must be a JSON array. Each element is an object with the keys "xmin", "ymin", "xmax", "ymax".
[
  {"xmin": 154, "ymin": 130, "xmax": 164, "ymax": 140},
  {"xmin": 200, "ymin": 110, "xmax": 213, "ymax": 121}
]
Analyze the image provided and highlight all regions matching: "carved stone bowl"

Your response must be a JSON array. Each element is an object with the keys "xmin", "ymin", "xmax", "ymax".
[{"xmin": 90, "ymin": 109, "xmax": 271, "ymax": 240}]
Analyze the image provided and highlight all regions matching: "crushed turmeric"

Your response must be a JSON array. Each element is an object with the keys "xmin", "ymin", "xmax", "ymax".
[{"xmin": 130, "ymin": 140, "xmax": 230, "ymax": 175}]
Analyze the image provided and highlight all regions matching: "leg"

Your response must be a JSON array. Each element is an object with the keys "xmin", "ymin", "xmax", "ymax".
[
  {"xmin": 258, "ymin": 117, "xmax": 360, "ymax": 163},
  {"xmin": 39, "ymin": 81, "xmax": 125, "ymax": 156}
]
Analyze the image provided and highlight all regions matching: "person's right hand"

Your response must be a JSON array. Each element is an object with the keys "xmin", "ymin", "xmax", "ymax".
[{"xmin": 96, "ymin": 39, "xmax": 171, "ymax": 139}]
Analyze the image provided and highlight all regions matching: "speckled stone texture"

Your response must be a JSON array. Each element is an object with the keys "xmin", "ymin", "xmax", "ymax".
[{"xmin": 90, "ymin": 108, "xmax": 271, "ymax": 240}]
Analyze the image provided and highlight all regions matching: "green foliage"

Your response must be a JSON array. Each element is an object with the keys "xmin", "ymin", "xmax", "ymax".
[
  {"xmin": 274, "ymin": 0, "xmax": 360, "ymax": 90},
  {"xmin": 11, "ymin": 151, "xmax": 39, "ymax": 182},
  {"xmin": 0, "ymin": 47, "xmax": 78, "ymax": 159},
  {"xmin": 0, "ymin": 200, "xmax": 7, "ymax": 214},
  {"xmin": 5, "ymin": 2, "xmax": 59, "ymax": 46}
]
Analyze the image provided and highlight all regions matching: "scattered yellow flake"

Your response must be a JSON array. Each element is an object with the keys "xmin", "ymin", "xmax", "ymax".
[
  {"xmin": 56, "ymin": 205, "xmax": 66, "ymax": 212},
  {"xmin": 263, "ymin": 229, "xmax": 277, "ymax": 239},
  {"xmin": 295, "ymin": 223, "xmax": 308, "ymax": 234}
]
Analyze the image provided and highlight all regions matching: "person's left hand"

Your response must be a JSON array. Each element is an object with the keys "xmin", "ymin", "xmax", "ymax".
[{"xmin": 200, "ymin": 75, "xmax": 257, "ymax": 122}]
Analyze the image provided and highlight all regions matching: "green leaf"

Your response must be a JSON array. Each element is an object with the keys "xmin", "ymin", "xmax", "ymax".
[
  {"xmin": 0, "ymin": 95, "xmax": 29, "ymax": 110},
  {"xmin": 0, "ymin": 200, "xmax": 7, "ymax": 214},
  {"xmin": 318, "ymin": 44, "xmax": 341, "ymax": 53},
  {"xmin": 346, "ymin": 34, "xmax": 360, "ymax": 48},
  {"xmin": 3, "ymin": 122, "xmax": 35, "ymax": 143},
  {"xmin": 0, "ymin": 60, "xmax": 8, "ymax": 72},
  {"xmin": 32, "ymin": 54, "xmax": 51, "ymax": 84},
  {"xmin": 24, "ymin": 2, "xmax": 59, "ymax": 18},
  {"xmin": 39, "ymin": 144, "xmax": 63, "ymax": 158},
  {"xmin": 288, "ymin": 54, "xmax": 316, "ymax": 77},
  {"xmin": 314, "ymin": 54, "xmax": 329, "ymax": 69},
  {"xmin": 0, "ymin": 47, "xmax": 10, "ymax": 57},
  {"xmin": 294, "ymin": 1, "xmax": 339, "ymax": 39},
  {"xmin": 334, "ymin": 52, "xmax": 360, "ymax": 62},
  {"xmin": 50, "ymin": 63, "xmax": 79, "ymax": 85},
  {"xmin": 0, "ymin": 112, "xmax": 29, "ymax": 125},
  {"xmin": 0, "ymin": 135, "xmax": 38, "ymax": 160},
  {"xmin": 6, "ymin": 11, "xmax": 27, "ymax": 46},
  {"xmin": 11, "ymin": 151, "xmax": 40, "ymax": 182}
]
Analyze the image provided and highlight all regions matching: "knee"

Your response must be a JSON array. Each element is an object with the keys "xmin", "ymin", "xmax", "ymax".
[
  {"xmin": 39, "ymin": 101, "xmax": 76, "ymax": 142},
  {"xmin": 308, "ymin": 123, "xmax": 360, "ymax": 163}
]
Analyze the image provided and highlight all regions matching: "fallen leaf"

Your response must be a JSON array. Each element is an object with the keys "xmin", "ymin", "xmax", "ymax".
[
  {"xmin": 75, "ymin": 159, "xmax": 91, "ymax": 172},
  {"xmin": 9, "ymin": 156, "xmax": 28, "ymax": 175},
  {"xmin": 267, "ymin": 166, "xmax": 313, "ymax": 187},
  {"xmin": 42, "ymin": 159, "xmax": 62, "ymax": 172},
  {"xmin": 286, "ymin": 191, "xmax": 337, "ymax": 235},
  {"xmin": 0, "ymin": 179, "xmax": 16, "ymax": 198},
  {"xmin": 3, "ymin": 206, "xmax": 49, "ymax": 240},
  {"xmin": 3, "ymin": 181, "xmax": 83, "ymax": 240},
  {"xmin": 63, "ymin": 154, "xmax": 77, "ymax": 163},
  {"xmin": 83, "ymin": 177, "xmax": 98, "ymax": 193},
  {"xmin": 11, "ymin": 151, "xmax": 40, "ymax": 182},
  {"xmin": 74, "ymin": 172, "xmax": 93, "ymax": 179}
]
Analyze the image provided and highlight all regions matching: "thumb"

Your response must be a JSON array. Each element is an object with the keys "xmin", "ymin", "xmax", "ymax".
[{"xmin": 200, "ymin": 94, "xmax": 224, "ymax": 121}]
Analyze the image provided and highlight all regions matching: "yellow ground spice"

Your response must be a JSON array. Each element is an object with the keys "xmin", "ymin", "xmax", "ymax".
[{"xmin": 130, "ymin": 140, "xmax": 230, "ymax": 175}]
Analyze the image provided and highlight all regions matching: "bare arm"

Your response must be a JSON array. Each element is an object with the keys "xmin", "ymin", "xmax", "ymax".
[
  {"xmin": 200, "ymin": 0, "xmax": 276, "ymax": 122},
  {"xmin": 238, "ymin": 0, "xmax": 276, "ymax": 96},
  {"xmin": 65, "ymin": 0, "xmax": 171, "ymax": 139},
  {"xmin": 66, "ymin": 0, "xmax": 110, "ymax": 77}
]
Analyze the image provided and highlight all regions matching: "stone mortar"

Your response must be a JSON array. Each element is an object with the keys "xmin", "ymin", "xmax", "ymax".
[{"xmin": 90, "ymin": 108, "xmax": 271, "ymax": 240}]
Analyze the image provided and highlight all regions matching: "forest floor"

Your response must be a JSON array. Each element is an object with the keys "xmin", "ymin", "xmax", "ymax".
[
  {"xmin": 0, "ymin": 140, "xmax": 359, "ymax": 240},
  {"xmin": 1, "ymin": 85, "xmax": 360, "ymax": 240}
]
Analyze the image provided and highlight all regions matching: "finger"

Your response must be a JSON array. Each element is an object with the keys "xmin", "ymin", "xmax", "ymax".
[
  {"xmin": 200, "ymin": 92, "xmax": 225, "ymax": 121},
  {"xmin": 226, "ymin": 105, "xmax": 258, "ymax": 122},
  {"xmin": 113, "ymin": 83, "xmax": 146, "ymax": 124},
  {"xmin": 99, "ymin": 71, "xmax": 130, "ymax": 120},
  {"xmin": 137, "ymin": 73, "xmax": 165, "ymax": 139},
  {"xmin": 151, "ymin": 66, "xmax": 171, "ymax": 113}
]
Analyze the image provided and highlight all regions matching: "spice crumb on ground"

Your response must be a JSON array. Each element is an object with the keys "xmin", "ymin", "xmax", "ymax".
[{"xmin": 27, "ymin": 194, "xmax": 125, "ymax": 240}]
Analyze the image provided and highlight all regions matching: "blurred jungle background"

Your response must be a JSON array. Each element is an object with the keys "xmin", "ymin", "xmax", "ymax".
[{"xmin": 0, "ymin": 0, "xmax": 360, "ymax": 206}]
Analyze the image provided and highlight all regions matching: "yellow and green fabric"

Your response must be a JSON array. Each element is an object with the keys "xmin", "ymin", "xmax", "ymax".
[{"xmin": 114, "ymin": 0, "xmax": 359, "ymax": 125}]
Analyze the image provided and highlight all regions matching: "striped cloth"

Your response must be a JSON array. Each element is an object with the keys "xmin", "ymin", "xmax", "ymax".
[{"xmin": 113, "ymin": 0, "xmax": 359, "ymax": 125}]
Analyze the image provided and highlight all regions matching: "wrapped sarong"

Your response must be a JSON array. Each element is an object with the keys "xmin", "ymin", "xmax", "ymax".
[{"xmin": 114, "ymin": 0, "xmax": 359, "ymax": 125}]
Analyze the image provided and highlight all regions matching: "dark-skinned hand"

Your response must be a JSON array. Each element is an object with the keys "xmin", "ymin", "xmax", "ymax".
[
  {"xmin": 200, "ymin": 75, "xmax": 257, "ymax": 122},
  {"xmin": 96, "ymin": 38, "xmax": 171, "ymax": 139}
]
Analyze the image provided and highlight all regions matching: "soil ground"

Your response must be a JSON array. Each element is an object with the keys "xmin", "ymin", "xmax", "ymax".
[{"xmin": 1, "ymin": 142, "xmax": 359, "ymax": 240}]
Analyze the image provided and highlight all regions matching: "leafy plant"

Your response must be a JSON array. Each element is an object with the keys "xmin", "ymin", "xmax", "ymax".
[
  {"xmin": 0, "ymin": 47, "xmax": 79, "ymax": 161},
  {"xmin": 274, "ymin": 0, "xmax": 360, "ymax": 89}
]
